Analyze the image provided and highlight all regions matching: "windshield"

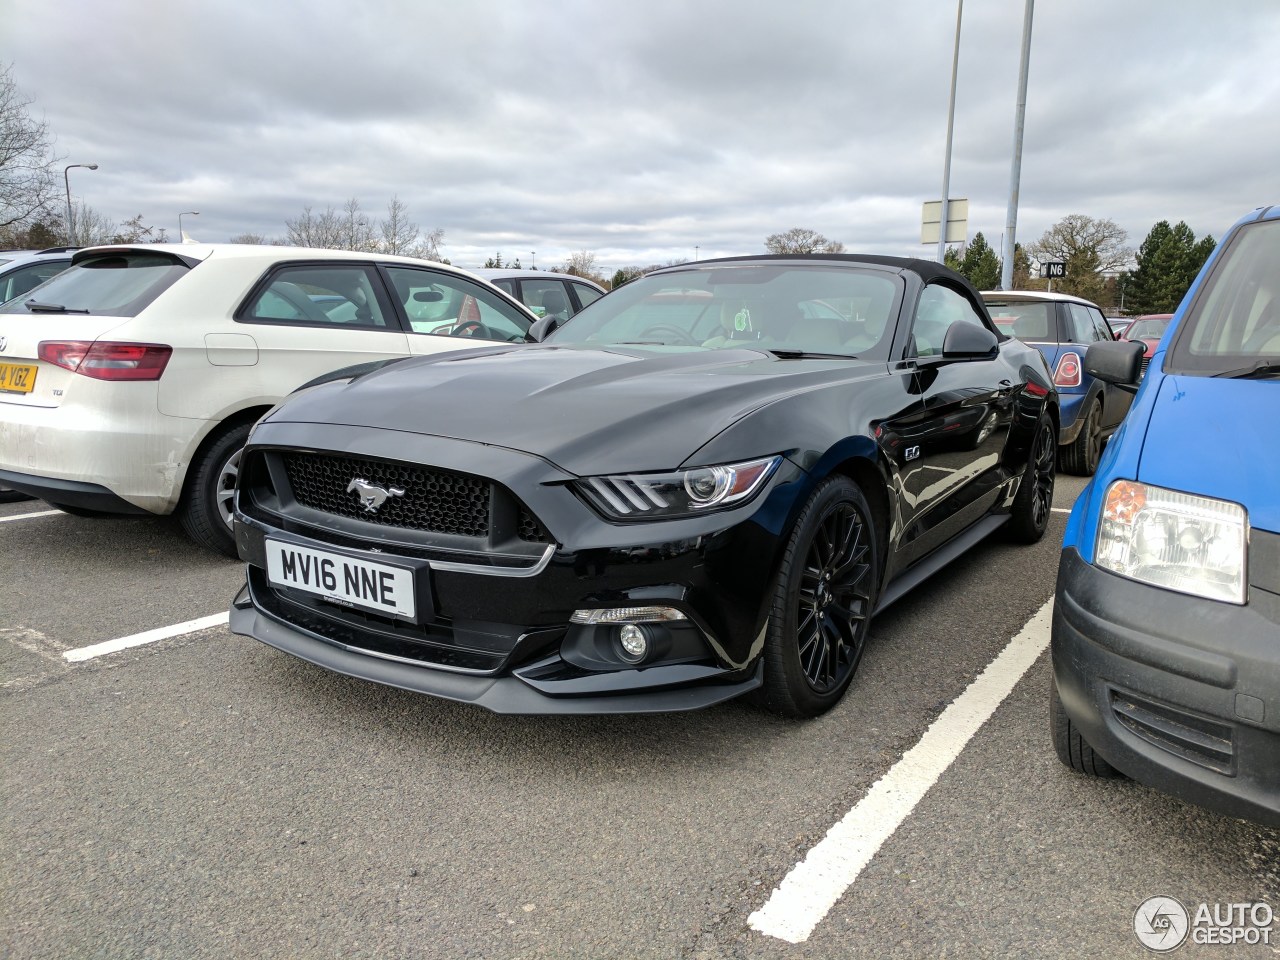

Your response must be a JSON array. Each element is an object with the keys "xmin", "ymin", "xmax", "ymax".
[
  {"xmin": 0, "ymin": 251, "xmax": 189, "ymax": 317},
  {"xmin": 1125, "ymin": 318, "xmax": 1169, "ymax": 340},
  {"xmin": 982, "ymin": 300, "xmax": 1053, "ymax": 341},
  {"xmin": 1167, "ymin": 217, "xmax": 1280, "ymax": 376},
  {"xmin": 546, "ymin": 263, "xmax": 900, "ymax": 357}
]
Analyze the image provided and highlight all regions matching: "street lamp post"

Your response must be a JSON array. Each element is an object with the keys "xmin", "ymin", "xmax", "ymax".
[
  {"xmin": 64, "ymin": 163, "xmax": 99, "ymax": 245},
  {"xmin": 531, "ymin": 251, "xmax": 536, "ymax": 269},
  {"xmin": 179, "ymin": 211, "xmax": 200, "ymax": 241}
]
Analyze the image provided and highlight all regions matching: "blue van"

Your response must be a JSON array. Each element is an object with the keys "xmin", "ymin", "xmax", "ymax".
[{"xmin": 1050, "ymin": 205, "xmax": 1279, "ymax": 826}]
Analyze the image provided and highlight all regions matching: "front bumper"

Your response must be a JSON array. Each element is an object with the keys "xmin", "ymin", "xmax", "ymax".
[
  {"xmin": 228, "ymin": 421, "xmax": 807, "ymax": 714},
  {"xmin": 230, "ymin": 584, "xmax": 762, "ymax": 714},
  {"xmin": 1052, "ymin": 546, "xmax": 1280, "ymax": 826}
]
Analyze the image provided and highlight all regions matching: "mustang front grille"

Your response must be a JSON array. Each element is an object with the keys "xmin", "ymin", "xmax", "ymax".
[{"xmin": 282, "ymin": 453, "xmax": 490, "ymax": 537}]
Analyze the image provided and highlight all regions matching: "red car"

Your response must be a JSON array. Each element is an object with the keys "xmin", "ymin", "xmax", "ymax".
[{"xmin": 1119, "ymin": 313, "xmax": 1173, "ymax": 374}]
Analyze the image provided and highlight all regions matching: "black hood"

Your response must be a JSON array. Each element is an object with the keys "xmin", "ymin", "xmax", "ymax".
[{"xmin": 265, "ymin": 344, "xmax": 884, "ymax": 476}]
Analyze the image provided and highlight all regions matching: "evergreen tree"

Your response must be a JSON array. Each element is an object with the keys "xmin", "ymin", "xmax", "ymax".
[
  {"xmin": 959, "ymin": 232, "xmax": 1001, "ymax": 290},
  {"xmin": 1126, "ymin": 220, "xmax": 1216, "ymax": 314}
]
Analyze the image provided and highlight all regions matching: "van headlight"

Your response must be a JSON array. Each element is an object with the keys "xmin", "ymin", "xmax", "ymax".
[
  {"xmin": 1094, "ymin": 480, "xmax": 1247, "ymax": 604},
  {"xmin": 575, "ymin": 456, "xmax": 781, "ymax": 521}
]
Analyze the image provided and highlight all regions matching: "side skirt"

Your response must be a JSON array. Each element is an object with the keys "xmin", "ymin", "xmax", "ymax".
[{"xmin": 874, "ymin": 514, "xmax": 1009, "ymax": 615}]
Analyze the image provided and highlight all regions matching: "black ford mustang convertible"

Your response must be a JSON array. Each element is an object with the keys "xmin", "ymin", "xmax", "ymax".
[{"xmin": 229, "ymin": 255, "xmax": 1058, "ymax": 716}]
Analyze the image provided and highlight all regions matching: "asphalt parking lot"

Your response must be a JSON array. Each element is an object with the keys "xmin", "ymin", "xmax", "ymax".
[{"xmin": 3, "ymin": 476, "xmax": 1278, "ymax": 959}]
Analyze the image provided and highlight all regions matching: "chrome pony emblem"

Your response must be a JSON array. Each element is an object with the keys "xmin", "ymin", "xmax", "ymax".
[{"xmin": 346, "ymin": 477, "xmax": 405, "ymax": 514}]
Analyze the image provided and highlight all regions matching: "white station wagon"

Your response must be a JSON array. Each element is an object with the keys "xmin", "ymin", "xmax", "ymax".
[{"xmin": 0, "ymin": 244, "xmax": 537, "ymax": 556}]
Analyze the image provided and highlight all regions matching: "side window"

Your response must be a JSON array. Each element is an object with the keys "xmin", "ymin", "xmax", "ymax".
[
  {"xmin": 1088, "ymin": 306, "xmax": 1113, "ymax": 341},
  {"xmin": 490, "ymin": 279, "xmax": 516, "ymax": 296},
  {"xmin": 519, "ymin": 278, "xmax": 575, "ymax": 320},
  {"xmin": 912, "ymin": 284, "xmax": 988, "ymax": 357},
  {"xmin": 1067, "ymin": 303, "xmax": 1102, "ymax": 342},
  {"xmin": 241, "ymin": 265, "xmax": 389, "ymax": 328},
  {"xmin": 385, "ymin": 267, "xmax": 531, "ymax": 342},
  {"xmin": 572, "ymin": 282, "xmax": 603, "ymax": 310}
]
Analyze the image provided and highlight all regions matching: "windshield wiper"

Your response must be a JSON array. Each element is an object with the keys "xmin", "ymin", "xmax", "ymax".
[
  {"xmin": 766, "ymin": 348, "xmax": 857, "ymax": 360},
  {"xmin": 1211, "ymin": 360, "xmax": 1280, "ymax": 379},
  {"xmin": 23, "ymin": 300, "xmax": 90, "ymax": 314}
]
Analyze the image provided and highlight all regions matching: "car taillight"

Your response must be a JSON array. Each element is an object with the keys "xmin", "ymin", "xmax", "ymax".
[
  {"xmin": 38, "ymin": 341, "xmax": 172, "ymax": 381},
  {"xmin": 1053, "ymin": 351, "xmax": 1082, "ymax": 388}
]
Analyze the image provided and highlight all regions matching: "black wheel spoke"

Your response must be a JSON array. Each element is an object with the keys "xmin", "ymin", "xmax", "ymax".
[{"xmin": 793, "ymin": 495, "xmax": 875, "ymax": 695}]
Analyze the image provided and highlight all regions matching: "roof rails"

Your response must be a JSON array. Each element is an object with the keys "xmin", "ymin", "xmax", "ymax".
[{"xmin": 37, "ymin": 246, "xmax": 81, "ymax": 254}]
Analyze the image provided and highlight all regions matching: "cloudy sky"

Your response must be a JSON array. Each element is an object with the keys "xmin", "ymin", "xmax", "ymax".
[{"xmin": 5, "ymin": 0, "xmax": 1278, "ymax": 273}]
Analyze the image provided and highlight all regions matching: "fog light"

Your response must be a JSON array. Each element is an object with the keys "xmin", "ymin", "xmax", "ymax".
[{"xmin": 618, "ymin": 624, "xmax": 648, "ymax": 662}]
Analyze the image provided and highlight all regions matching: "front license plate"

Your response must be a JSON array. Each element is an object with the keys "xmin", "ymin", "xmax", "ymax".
[
  {"xmin": 0, "ymin": 362, "xmax": 37, "ymax": 394},
  {"xmin": 265, "ymin": 539, "xmax": 416, "ymax": 619}
]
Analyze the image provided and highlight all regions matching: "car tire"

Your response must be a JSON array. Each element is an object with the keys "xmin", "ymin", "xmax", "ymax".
[
  {"xmin": 754, "ymin": 476, "xmax": 879, "ymax": 718},
  {"xmin": 1050, "ymin": 676, "xmax": 1122, "ymax": 779},
  {"xmin": 1004, "ymin": 410, "xmax": 1056, "ymax": 544},
  {"xmin": 1060, "ymin": 400, "xmax": 1101, "ymax": 476},
  {"xmin": 179, "ymin": 421, "xmax": 252, "ymax": 559}
]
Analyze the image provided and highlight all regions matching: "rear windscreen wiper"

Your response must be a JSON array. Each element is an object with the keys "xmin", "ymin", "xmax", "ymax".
[
  {"xmin": 23, "ymin": 300, "xmax": 90, "ymax": 314},
  {"xmin": 1211, "ymin": 360, "xmax": 1280, "ymax": 379}
]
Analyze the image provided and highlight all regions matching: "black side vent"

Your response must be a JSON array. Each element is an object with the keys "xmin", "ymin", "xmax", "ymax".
[{"xmin": 1110, "ymin": 689, "xmax": 1235, "ymax": 775}]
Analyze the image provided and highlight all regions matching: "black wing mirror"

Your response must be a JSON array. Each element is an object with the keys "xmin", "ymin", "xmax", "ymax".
[
  {"xmin": 1084, "ymin": 339, "xmax": 1146, "ymax": 392},
  {"xmin": 919, "ymin": 322, "xmax": 999, "ymax": 365},
  {"xmin": 527, "ymin": 314, "xmax": 562, "ymax": 342}
]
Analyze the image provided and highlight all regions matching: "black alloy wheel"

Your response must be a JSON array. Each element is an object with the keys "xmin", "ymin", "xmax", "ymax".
[
  {"xmin": 756, "ymin": 476, "xmax": 879, "ymax": 717},
  {"xmin": 1006, "ymin": 411, "xmax": 1056, "ymax": 543}
]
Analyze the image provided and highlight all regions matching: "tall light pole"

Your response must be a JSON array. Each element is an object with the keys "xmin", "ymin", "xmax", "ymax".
[
  {"xmin": 64, "ymin": 163, "xmax": 99, "ymax": 245},
  {"xmin": 531, "ymin": 251, "xmax": 536, "ymax": 269},
  {"xmin": 179, "ymin": 211, "xmax": 199, "ymax": 241},
  {"xmin": 936, "ymin": 0, "xmax": 964, "ymax": 263},
  {"xmin": 1000, "ymin": 0, "xmax": 1035, "ymax": 290}
]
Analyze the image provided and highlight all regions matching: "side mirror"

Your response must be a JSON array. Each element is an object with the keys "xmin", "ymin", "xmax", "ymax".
[
  {"xmin": 527, "ymin": 314, "xmax": 561, "ymax": 342},
  {"xmin": 937, "ymin": 322, "xmax": 998, "ymax": 360},
  {"xmin": 1085, "ymin": 339, "xmax": 1145, "ymax": 391}
]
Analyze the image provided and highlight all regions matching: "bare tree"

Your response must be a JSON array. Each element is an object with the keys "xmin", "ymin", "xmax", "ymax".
[
  {"xmin": 1028, "ymin": 214, "xmax": 1131, "ymax": 273},
  {"xmin": 764, "ymin": 228, "xmax": 845, "ymax": 255},
  {"xmin": 228, "ymin": 232, "xmax": 270, "ymax": 245},
  {"xmin": 286, "ymin": 205, "xmax": 344, "ymax": 248},
  {"xmin": 561, "ymin": 250, "xmax": 601, "ymax": 281},
  {"xmin": 64, "ymin": 202, "xmax": 116, "ymax": 246},
  {"xmin": 286, "ymin": 197, "xmax": 445, "ymax": 258},
  {"xmin": 379, "ymin": 195, "xmax": 418, "ymax": 256},
  {"xmin": 413, "ymin": 226, "xmax": 445, "ymax": 262},
  {"xmin": 339, "ymin": 197, "xmax": 377, "ymax": 252},
  {"xmin": 0, "ymin": 63, "xmax": 62, "ymax": 229}
]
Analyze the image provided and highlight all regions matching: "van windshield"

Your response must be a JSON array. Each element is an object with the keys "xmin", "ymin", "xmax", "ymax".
[{"xmin": 1167, "ymin": 218, "xmax": 1280, "ymax": 376}]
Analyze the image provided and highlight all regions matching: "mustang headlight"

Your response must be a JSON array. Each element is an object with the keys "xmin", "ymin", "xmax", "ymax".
[
  {"xmin": 1094, "ymin": 480, "xmax": 1247, "ymax": 604},
  {"xmin": 575, "ymin": 456, "xmax": 782, "ymax": 521}
]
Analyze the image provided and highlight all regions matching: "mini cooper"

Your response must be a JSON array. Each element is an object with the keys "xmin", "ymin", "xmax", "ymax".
[{"xmin": 229, "ymin": 255, "xmax": 1059, "ymax": 716}]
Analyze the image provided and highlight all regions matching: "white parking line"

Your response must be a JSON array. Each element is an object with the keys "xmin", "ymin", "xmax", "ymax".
[
  {"xmin": 62, "ymin": 612, "xmax": 230, "ymax": 663},
  {"xmin": 748, "ymin": 598, "xmax": 1054, "ymax": 944},
  {"xmin": 1051, "ymin": 507, "xmax": 1071, "ymax": 514},
  {"xmin": 0, "ymin": 509, "xmax": 62, "ymax": 523}
]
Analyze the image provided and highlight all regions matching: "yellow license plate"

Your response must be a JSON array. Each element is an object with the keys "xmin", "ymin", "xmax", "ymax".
[{"xmin": 0, "ymin": 361, "xmax": 37, "ymax": 394}]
